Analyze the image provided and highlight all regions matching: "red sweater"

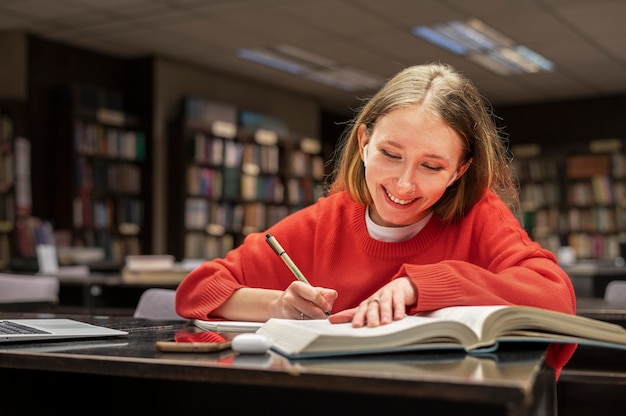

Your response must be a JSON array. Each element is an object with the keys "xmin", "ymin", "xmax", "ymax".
[{"xmin": 176, "ymin": 190, "xmax": 577, "ymax": 376}]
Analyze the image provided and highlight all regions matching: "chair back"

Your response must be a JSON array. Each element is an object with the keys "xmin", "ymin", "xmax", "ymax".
[
  {"xmin": 133, "ymin": 288, "xmax": 187, "ymax": 321},
  {"xmin": 604, "ymin": 280, "xmax": 626, "ymax": 304},
  {"xmin": 0, "ymin": 273, "xmax": 60, "ymax": 303}
]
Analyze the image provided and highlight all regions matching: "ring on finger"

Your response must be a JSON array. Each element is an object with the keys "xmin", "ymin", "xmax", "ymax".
[{"xmin": 368, "ymin": 298, "xmax": 380, "ymax": 305}]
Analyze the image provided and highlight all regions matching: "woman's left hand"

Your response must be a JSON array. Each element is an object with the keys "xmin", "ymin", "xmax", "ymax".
[{"xmin": 328, "ymin": 277, "xmax": 417, "ymax": 327}]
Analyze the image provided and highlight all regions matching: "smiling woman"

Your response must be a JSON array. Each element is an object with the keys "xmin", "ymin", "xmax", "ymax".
[
  {"xmin": 356, "ymin": 104, "xmax": 470, "ymax": 227},
  {"xmin": 175, "ymin": 62, "xmax": 577, "ymax": 380}
]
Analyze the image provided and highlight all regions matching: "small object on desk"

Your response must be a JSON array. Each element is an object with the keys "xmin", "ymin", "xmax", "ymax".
[
  {"xmin": 265, "ymin": 233, "xmax": 331, "ymax": 317},
  {"xmin": 155, "ymin": 340, "xmax": 232, "ymax": 353},
  {"xmin": 193, "ymin": 319, "xmax": 263, "ymax": 332},
  {"xmin": 156, "ymin": 331, "xmax": 232, "ymax": 353},
  {"xmin": 231, "ymin": 333, "xmax": 271, "ymax": 354}
]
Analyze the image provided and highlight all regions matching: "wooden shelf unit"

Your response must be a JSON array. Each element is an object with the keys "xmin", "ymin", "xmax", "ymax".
[{"xmin": 168, "ymin": 96, "xmax": 325, "ymax": 261}]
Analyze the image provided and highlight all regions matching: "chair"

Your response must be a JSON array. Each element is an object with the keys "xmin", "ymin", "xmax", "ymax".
[
  {"xmin": 133, "ymin": 288, "xmax": 187, "ymax": 321},
  {"xmin": 604, "ymin": 280, "xmax": 626, "ymax": 304},
  {"xmin": 0, "ymin": 273, "xmax": 60, "ymax": 311}
]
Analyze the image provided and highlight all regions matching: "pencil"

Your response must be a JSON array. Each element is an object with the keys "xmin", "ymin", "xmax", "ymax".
[
  {"xmin": 265, "ymin": 233, "xmax": 330, "ymax": 316},
  {"xmin": 265, "ymin": 233, "xmax": 310, "ymax": 284}
]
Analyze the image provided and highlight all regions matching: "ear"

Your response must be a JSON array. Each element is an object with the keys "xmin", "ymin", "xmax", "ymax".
[
  {"xmin": 446, "ymin": 172, "xmax": 457, "ymax": 187},
  {"xmin": 448, "ymin": 158, "xmax": 472, "ymax": 186},
  {"xmin": 357, "ymin": 124, "xmax": 369, "ymax": 165}
]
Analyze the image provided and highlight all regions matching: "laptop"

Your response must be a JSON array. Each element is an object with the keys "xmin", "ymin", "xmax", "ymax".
[{"xmin": 0, "ymin": 318, "xmax": 128, "ymax": 343}]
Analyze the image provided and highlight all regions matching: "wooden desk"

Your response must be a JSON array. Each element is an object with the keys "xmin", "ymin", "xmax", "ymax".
[{"xmin": 0, "ymin": 313, "xmax": 555, "ymax": 416}]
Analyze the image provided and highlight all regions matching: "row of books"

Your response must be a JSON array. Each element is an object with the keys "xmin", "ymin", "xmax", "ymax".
[
  {"xmin": 186, "ymin": 166, "xmax": 322, "ymax": 206},
  {"xmin": 568, "ymin": 207, "xmax": 617, "ymax": 234},
  {"xmin": 528, "ymin": 205, "xmax": 626, "ymax": 236},
  {"xmin": 192, "ymin": 133, "xmax": 282, "ymax": 174},
  {"xmin": 13, "ymin": 217, "xmax": 54, "ymax": 258},
  {"xmin": 91, "ymin": 231, "xmax": 141, "ymax": 263},
  {"xmin": 528, "ymin": 226, "xmax": 621, "ymax": 261},
  {"xmin": 513, "ymin": 151, "xmax": 626, "ymax": 183},
  {"xmin": 511, "ymin": 157, "xmax": 560, "ymax": 183},
  {"xmin": 74, "ymin": 120, "xmax": 146, "ymax": 161},
  {"xmin": 611, "ymin": 153, "xmax": 626, "ymax": 178},
  {"xmin": 184, "ymin": 198, "xmax": 289, "ymax": 236},
  {"xmin": 566, "ymin": 154, "xmax": 611, "ymax": 179},
  {"xmin": 567, "ymin": 176, "xmax": 614, "ymax": 206},
  {"xmin": 519, "ymin": 181, "xmax": 561, "ymax": 210},
  {"xmin": 75, "ymin": 157, "xmax": 142, "ymax": 194},
  {"xmin": 567, "ymin": 232, "xmax": 621, "ymax": 261},
  {"xmin": 72, "ymin": 195, "xmax": 143, "ymax": 228},
  {"xmin": 0, "ymin": 149, "xmax": 14, "ymax": 190},
  {"xmin": 290, "ymin": 149, "xmax": 325, "ymax": 179},
  {"xmin": 187, "ymin": 166, "xmax": 286, "ymax": 203},
  {"xmin": 184, "ymin": 232, "xmax": 236, "ymax": 261}
]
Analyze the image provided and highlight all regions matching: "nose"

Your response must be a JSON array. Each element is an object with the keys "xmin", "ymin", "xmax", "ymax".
[{"xmin": 397, "ymin": 166, "xmax": 416, "ymax": 195}]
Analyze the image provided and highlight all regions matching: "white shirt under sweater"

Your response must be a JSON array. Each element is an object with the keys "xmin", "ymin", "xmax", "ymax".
[{"xmin": 365, "ymin": 206, "xmax": 432, "ymax": 242}]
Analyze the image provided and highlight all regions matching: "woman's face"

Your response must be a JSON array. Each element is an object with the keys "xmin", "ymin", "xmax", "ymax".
[{"xmin": 358, "ymin": 104, "xmax": 466, "ymax": 227}]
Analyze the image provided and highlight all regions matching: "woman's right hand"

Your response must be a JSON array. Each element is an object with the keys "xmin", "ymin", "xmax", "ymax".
[{"xmin": 276, "ymin": 281, "xmax": 337, "ymax": 319}]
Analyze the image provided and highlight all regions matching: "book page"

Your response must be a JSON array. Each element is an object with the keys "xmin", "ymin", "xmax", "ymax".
[
  {"xmin": 258, "ymin": 316, "xmax": 478, "ymax": 356},
  {"xmin": 424, "ymin": 305, "xmax": 509, "ymax": 342}
]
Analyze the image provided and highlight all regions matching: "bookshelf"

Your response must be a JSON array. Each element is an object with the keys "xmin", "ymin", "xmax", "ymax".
[
  {"xmin": 168, "ymin": 96, "xmax": 325, "ymax": 261},
  {"xmin": 0, "ymin": 109, "xmax": 15, "ymax": 270},
  {"xmin": 54, "ymin": 84, "xmax": 150, "ymax": 265},
  {"xmin": 512, "ymin": 139, "xmax": 626, "ymax": 261}
]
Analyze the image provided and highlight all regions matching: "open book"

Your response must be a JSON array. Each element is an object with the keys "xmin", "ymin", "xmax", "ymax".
[{"xmin": 255, "ymin": 305, "xmax": 626, "ymax": 359}]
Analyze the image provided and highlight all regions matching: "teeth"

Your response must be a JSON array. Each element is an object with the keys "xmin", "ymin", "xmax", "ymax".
[{"xmin": 386, "ymin": 189, "xmax": 414, "ymax": 205}]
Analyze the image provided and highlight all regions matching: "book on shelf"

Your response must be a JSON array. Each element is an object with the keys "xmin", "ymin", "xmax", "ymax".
[
  {"xmin": 121, "ymin": 266, "xmax": 189, "ymax": 284},
  {"xmin": 254, "ymin": 304, "xmax": 626, "ymax": 359},
  {"xmin": 121, "ymin": 254, "xmax": 191, "ymax": 284}
]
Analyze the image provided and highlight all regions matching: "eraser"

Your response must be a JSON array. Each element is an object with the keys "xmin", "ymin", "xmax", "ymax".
[{"xmin": 231, "ymin": 333, "xmax": 271, "ymax": 354}]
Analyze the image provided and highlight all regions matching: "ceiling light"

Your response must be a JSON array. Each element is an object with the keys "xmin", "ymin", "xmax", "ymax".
[
  {"xmin": 238, "ymin": 45, "xmax": 384, "ymax": 92},
  {"xmin": 237, "ymin": 49, "xmax": 305, "ymax": 74},
  {"xmin": 274, "ymin": 44, "xmax": 336, "ymax": 69},
  {"xmin": 412, "ymin": 19, "xmax": 555, "ymax": 76}
]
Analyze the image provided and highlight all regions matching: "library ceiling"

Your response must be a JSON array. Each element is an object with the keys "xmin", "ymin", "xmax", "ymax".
[{"xmin": 0, "ymin": 0, "xmax": 625, "ymax": 112}]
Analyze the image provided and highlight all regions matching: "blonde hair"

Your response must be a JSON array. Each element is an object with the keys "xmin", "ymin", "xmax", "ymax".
[{"xmin": 327, "ymin": 62, "xmax": 518, "ymax": 222}]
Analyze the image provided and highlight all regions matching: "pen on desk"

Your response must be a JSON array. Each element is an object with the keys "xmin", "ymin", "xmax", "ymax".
[{"xmin": 265, "ymin": 233, "xmax": 330, "ymax": 316}]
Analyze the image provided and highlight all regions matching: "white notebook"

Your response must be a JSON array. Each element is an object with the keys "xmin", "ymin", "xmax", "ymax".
[{"xmin": 0, "ymin": 318, "xmax": 128, "ymax": 343}]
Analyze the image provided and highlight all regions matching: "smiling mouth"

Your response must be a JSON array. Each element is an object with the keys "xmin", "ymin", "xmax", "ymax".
[{"xmin": 385, "ymin": 188, "xmax": 416, "ymax": 205}]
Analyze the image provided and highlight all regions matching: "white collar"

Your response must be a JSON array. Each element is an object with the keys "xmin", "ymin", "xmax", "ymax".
[{"xmin": 365, "ymin": 206, "xmax": 432, "ymax": 242}]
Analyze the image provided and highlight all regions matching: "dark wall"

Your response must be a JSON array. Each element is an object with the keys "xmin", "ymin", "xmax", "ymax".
[{"xmin": 494, "ymin": 95, "xmax": 626, "ymax": 151}]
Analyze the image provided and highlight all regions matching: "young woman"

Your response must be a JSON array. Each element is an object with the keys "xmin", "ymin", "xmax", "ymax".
[{"xmin": 175, "ymin": 62, "xmax": 576, "ymax": 377}]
